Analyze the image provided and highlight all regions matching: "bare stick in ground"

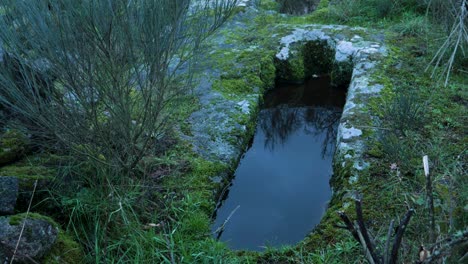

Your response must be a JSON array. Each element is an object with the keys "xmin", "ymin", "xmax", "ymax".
[
  {"xmin": 389, "ymin": 208, "xmax": 415, "ymax": 264},
  {"xmin": 355, "ymin": 197, "xmax": 381, "ymax": 262},
  {"xmin": 337, "ymin": 195, "xmax": 414, "ymax": 264},
  {"xmin": 423, "ymin": 155, "xmax": 436, "ymax": 243}
]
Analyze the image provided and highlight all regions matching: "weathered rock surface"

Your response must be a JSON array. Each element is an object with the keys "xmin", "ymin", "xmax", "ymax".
[
  {"xmin": 0, "ymin": 216, "xmax": 58, "ymax": 263},
  {"xmin": 0, "ymin": 176, "xmax": 19, "ymax": 215},
  {"xmin": 274, "ymin": 24, "xmax": 387, "ymax": 180},
  {"xmin": 180, "ymin": 6, "xmax": 261, "ymax": 164}
]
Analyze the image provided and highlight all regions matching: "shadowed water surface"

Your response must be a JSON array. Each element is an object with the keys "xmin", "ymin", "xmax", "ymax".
[{"xmin": 212, "ymin": 77, "xmax": 346, "ymax": 251}]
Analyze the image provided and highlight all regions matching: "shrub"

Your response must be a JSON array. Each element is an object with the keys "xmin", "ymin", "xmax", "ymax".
[
  {"xmin": 381, "ymin": 91, "xmax": 427, "ymax": 134},
  {"xmin": 278, "ymin": 0, "xmax": 320, "ymax": 15},
  {"xmin": 0, "ymin": 0, "xmax": 237, "ymax": 174},
  {"xmin": 393, "ymin": 12, "xmax": 429, "ymax": 37},
  {"xmin": 328, "ymin": 0, "xmax": 426, "ymax": 23},
  {"xmin": 425, "ymin": 0, "xmax": 468, "ymax": 86}
]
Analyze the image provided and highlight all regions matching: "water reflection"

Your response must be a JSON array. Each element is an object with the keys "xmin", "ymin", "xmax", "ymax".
[
  {"xmin": 259, "ymin": 106, "xmax": 341, "ymax": 157},
  {"xmin": 212, "ymin": 77, "xmax": 346, "ymax": 251}
]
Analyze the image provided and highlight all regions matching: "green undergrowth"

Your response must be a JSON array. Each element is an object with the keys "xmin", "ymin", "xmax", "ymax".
[
  {"xmin": 2, "ymin": 1, "xmax": 466, "ymax": 263},
  {"xmin": 328, "ymin": 10, "xmax": 467, "ymax": 263},
  {"xmin": 0, "ymin": 129, "xmax": 30, "ymax": 165}
]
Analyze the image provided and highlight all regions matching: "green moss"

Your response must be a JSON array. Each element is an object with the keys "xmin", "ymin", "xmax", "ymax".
[
  {"xmin": 275, "ymin": 39, "xmax": 338, "ymax": 83},
  {"xmin": 259, "ymin": 0, "xmax": 279, "ymax": 11},
  {"xmin": 367, "ymin": 141, "xmax": 384, "ymax": 158},
  {"xmin": 9, "ymin": 212, "xmax": 59, "ymax": 227},
  {"xmin": 0, "ymin": 129, "xmax": 30, "ymax": 165},
  {"xmin": 213, "ymin": 78, "xmax": 251, "ymax": 96},
  {"xmin": 303, "ymin": 40, "xmax": 334, "ymax": 76},
  {"xmin": 275, "ymin": 54, "xmax": 306, "ymax": 82},
  {"xmin": 212, "ymin": 50, "xmax": 276, "ymax": 98},
  {"xmin": 43, "ymin": 232, "xmax": 84, "ymax": 264},
  {"xmin": 0, "ymin": 164, "xmax": 55, "ymax": 179},
  {"xmin": 331, "ymin": 60, "xmax": 353, "ymax": 87},
  {"xmin": 317, "ymin": 0, "xmax": 330, "ymax": 9},
  {"xmin": 259, "ymin": 54, "xmax": 276, "ymax": 89},
  {"xmin": 0, "ymin": 164, "xmax": 56, "ymax": 193}
]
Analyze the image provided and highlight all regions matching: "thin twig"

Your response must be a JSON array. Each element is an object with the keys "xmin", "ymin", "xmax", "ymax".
[
  {"xmin": 213, "ymin": 205, "xmax": 240, "ymax": 240},
  {"xmin": 355, "ymin": 125, "xmax": 392, "ymax": 131},
  {"xmin": 10, "ymin": 179, "xmax": 38, "ymax": 264},
  {"xmin": 389, "ymin": 209, "xmax": 414, "ymax": 264},
  {"xmin": 428, "ymin": 229, "xmax": 468, "ymax": 252},
  {"xmin": 355, "ymin": 198, "xmax": 381, "ymax": 263},
  {"xmin": 422, "ymin": 229, "xmax": 468, "ymax": 263},
  {"xmin": 426, "ymin": 0, "xmax": 468, "ymax": 86}
]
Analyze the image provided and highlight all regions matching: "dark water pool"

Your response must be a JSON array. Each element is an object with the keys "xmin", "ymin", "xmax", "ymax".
[{"xmin": 212, "ymin": 76, "xmax": 346, "ymax": 251}]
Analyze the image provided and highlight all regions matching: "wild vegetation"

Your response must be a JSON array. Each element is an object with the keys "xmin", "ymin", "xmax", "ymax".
[{"xmin": 0, "ymin": 0, "xmax": 466, "ymax": 263}]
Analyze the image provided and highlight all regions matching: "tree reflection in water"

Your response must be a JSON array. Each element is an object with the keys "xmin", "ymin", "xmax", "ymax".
[
  {"xmin": 259, "ymin": 76, "xmax": 345, "ymax": 156},
  {"xmin": 259, "ymin": 105, "xmax": 341, "ymax": 157},
  {"xmin": 211, "ymin": 77, "xmax": 347, "ymax": 250}
]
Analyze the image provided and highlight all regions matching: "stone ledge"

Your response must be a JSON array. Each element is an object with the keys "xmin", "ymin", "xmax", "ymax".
[{"xmin": 274, "ymin": 25, "xmax": 387, "ymax": 180}]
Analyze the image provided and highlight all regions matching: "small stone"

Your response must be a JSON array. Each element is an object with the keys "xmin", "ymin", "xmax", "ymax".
[{"xmin": 0, "ymin": 177, "xmax": 19, "ymax": 215}]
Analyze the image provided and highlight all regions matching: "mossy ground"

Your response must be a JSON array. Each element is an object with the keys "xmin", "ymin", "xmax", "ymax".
[
  {"xmin": 1, "ymin": 1, "xmax": 466, "ymax": 263},
  {"xmin": 0, "ymin": 129, "xmax": 30, "ymax": 165}
]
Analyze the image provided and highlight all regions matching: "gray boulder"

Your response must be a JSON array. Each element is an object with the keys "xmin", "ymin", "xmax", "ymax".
[
  {"xmin": 0, "ymin": 216, "xmax": 58, "ymax": 263},
  {"xmin": 0, "ymin": 177, "xmax": 19, "ymax": 215}
]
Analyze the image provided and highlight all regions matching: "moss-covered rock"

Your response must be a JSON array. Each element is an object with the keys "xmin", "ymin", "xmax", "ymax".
[
  {"xmin": 1, "ymin": 213, "xmax": 58, "ymax": 263},
  {"xmin": 0, "ymin": 129, "xmax": 30, "ymax": 166},
  {"xmin": 43, "ymin": 232, "xmax": 84, "ymax": 264},
  {"xmin": 0, "ymin": 162, "xmax": 56, "ymax": 212},
  {"xmin": 3, "ymin": 213, "xmax": 83, "ymax": 264}
]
